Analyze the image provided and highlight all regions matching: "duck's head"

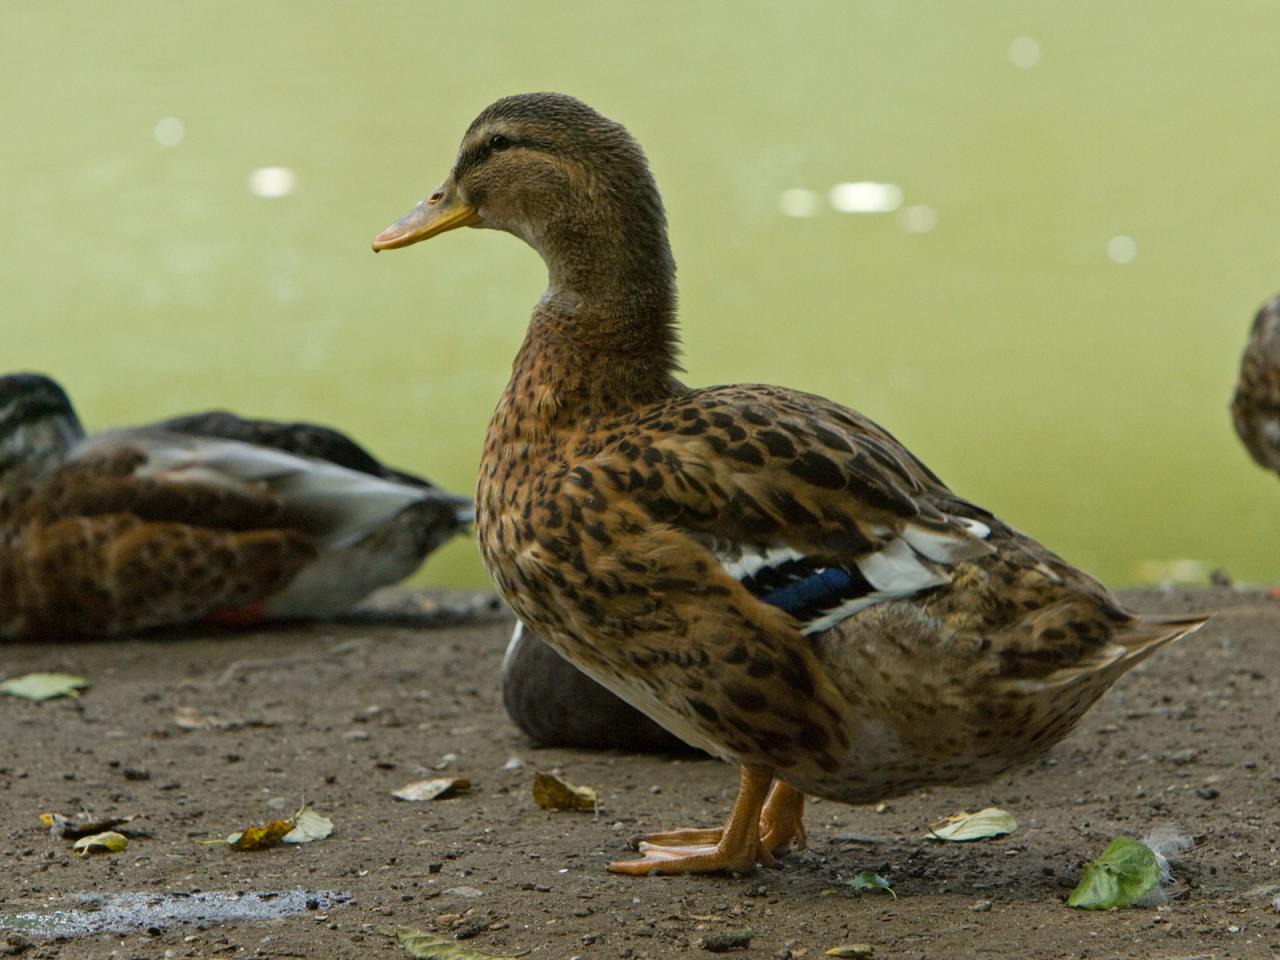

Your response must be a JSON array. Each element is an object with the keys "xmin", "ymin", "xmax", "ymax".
[
  {"xmin": 0, "ymin": 373, "xmax": 84, "ymax": 482},
  {"xmin": 373, "ymin": 93, "xmax": 673, "ymax": 301}
]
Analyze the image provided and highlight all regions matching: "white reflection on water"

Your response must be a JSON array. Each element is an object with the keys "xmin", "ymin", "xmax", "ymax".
[
  {"xmin": 153, "ymin": 117, "xmax": 184, "ymax": 147},
  {"xmin": 899, "ymin": 204, "xmax": 937, "ymax": 234},
  {"xmin": 829, "ymin": 182, "xmax": 902, "ymax": 214},
  {"xmin": 779, "ymin": 188, "xmax": 821, "ymax": 218},
  {"xmin": 1009, "ymin": 37, "xmax": 1041, "ymax": 69},
  {"xmin": 1136, "ymin": 558, "xmax": 1207, "ymax": 583},
  {"xmin": 1107, "ymin": 235, "xmax": 1137, "ymax": 264},
  {"xmin": 248, "ymin": 166, "xmax": 296, "ymax": 198}
]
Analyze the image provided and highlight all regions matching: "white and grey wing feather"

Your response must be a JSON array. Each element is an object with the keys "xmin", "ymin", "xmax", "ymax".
[
  {"xmin": 714, "ymin": 518, "xmax": 991, "ymax": 635},
  {"xmin": 78, "ymin": 429, "xmax": 433, "ymax": 549}
]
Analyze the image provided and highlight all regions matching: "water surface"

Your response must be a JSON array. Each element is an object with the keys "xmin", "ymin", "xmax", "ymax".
[{"xmin": 3, "ymin": 2, "xmax": 1279, "ymax": 587}]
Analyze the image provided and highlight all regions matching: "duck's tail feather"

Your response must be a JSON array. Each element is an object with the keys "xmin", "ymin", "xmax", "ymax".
[
  {"xmin": 1117, "ymin": 611, "xmax": 1211, "ymax": 657},
  {"xmin": 1016, "ymin": 611, "xmax": 1209, "ymax": 692}
]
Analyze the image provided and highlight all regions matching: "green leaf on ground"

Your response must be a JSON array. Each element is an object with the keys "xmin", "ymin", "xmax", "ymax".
[
  {"xmin": 848, "ymin": 871, "xmax": 896, "ymax": 898},
  {"xmin": 0, "ymin": 673, "xmax": 88, "ymax": 701},
  {"xmin": 394, "ymin": 926, "xmax": 516, "ymax": 958},
  {"xmin": 927, "ymin": 807, "xmax": 1017, "ymax": 842},
  {"xmin": 1068, "ymin": 836, "xmax": 1162, "ymax": 909}
]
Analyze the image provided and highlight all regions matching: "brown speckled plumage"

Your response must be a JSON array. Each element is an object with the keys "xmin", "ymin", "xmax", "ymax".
[
  {"xmin": 0, "ymin": 375, "xmax": 470, "ymax": 640},
  {"xmin": 1233, "ymin": 294, "xmax": 1280, "ymax": 473},
  {"xmin": 375, "ymin": 93, "xmax": 1207, "ymax": 875}
]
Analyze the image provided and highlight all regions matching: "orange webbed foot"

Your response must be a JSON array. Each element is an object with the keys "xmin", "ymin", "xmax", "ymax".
[
  {"xmin": 609, "ymin": 835, "xmax": 771, "ymax": 876},
  {"xmin": 609, "ymin": 765, "xmax": 805, "ymax": 877},
  {"xmin": 624, "ymin": 779, "xmax": 807, "ymax": 862}
]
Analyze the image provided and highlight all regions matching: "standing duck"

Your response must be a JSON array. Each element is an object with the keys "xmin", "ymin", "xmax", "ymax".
[
  {"xmin": 373, "ymin": 93, "xmax": 1207, "ymax": 876},
  {"xmin": 0, "ymin": 373, "xmax": 471, "ymax": 640},
  {"xmin": 1233, "ymin": 293, "xmax": 1280, "ymax": 474}
]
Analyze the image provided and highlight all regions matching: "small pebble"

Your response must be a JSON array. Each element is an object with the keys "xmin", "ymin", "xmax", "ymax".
[
  {"xmin": 442, "ymin": 886, "xmax": 484, "ymax": 899},
  {"xmin": 971, "ymin": 900, "xmax": 993, "ymax": 912},
  {"xmin": 700, "ymin": 929, "xmax": 753, "ymax": 952}
]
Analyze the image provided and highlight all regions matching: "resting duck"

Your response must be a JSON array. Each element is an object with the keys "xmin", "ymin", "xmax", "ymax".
[
  {"xmin": 502, "ymin": 621, "xmax": 693, "ymax": 752},
  {"xmin": 373, "ymin": 93, "xmax": 1207, "ymax": 876},
  {"xmin": 0, "ymin": 373, "xmax": 471, "ymax": 640},
  {"xmin": 1232, "ymin": 293, "xmax": 1280, "ymax": 474}
]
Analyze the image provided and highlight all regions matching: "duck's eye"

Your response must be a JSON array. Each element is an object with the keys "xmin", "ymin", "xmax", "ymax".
[{"xmin": 488, "ymin": 134, "xmax": 512, "ymax": 151}]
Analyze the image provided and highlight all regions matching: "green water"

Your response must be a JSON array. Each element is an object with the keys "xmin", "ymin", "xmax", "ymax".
[{"xmin": 3, "ymin": 2, "xmax": 1279, "ymax": 588}]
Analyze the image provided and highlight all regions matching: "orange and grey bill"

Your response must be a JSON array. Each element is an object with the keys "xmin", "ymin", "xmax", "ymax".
[{"xmin": 372, "ymin": 184, "xmax": 482, "ymax": 251}]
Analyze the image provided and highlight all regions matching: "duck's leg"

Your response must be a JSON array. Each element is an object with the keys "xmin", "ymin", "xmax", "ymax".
[
  {"xmin": 758, "ymin": 780, "xmax": 806, "ymax": 854},
  {"xmin": 629, "ymin": 778, "xmax": 807, "ymax": 857},
  {"xmin": 608, "ymin": 764, "xmax": 775, "ymax": 876}
]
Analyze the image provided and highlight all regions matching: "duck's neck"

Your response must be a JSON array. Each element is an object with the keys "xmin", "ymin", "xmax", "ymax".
[{"xmin": 502, "ymin": 216, "xmax": 681, "ymax": 435}]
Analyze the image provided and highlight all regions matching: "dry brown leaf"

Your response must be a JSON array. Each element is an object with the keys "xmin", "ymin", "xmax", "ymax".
[
  {"xmin": 40, "ymin": 812, "xmax": 140, "ymax": 840},
  {"xmin": 532, "ymin": 772, "xmax": 597, "ymax": 811},
  {"xmin": 227, "ymin": 818, "xmax": 294, "ymax": 850},
  {"xmin": 392, "ymin": 778, "xmax": 472, "ymax": 802},
  {"xmin": 173, "ymin": 706, "xmax": 226, "ymax": 730},
  {"xmin": 200, "ymin": 802, "xmax": 332, "ymax": 850}
]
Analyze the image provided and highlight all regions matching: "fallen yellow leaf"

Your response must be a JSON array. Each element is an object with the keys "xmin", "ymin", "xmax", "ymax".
[
  {"xmin": 72, "ymin": 831, "xmax": 128, "ymax": 856},
  {"xmin": 226, "ymin": 818, "xmax": 295, "ymax": 850},
  {"xmin": 532, "ymin": 772, "xmax": 597, "ymax": 811}
]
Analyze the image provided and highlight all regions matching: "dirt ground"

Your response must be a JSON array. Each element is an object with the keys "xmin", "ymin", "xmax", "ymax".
[{"xmin": 1, "ymin": 585, "xmax": 1278, "ymax": 960}]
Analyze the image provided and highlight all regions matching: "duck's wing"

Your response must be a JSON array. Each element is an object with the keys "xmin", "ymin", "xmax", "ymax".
[
  {"xmin": 149, "ymin": 411, "xmax": 474, "ymax": 520},
  {"xmin": 1233, "ymin": 295, "xmax": 1280, "ymax": 473},
  {"xmin": 581, "ymin": 384, "xmax": 998, "ymax": 637},
  {"xmin": 6, "ymin": 445, "xmax": 287, "ymax": 531},
  {"xmin": 154, "ymin": 411, "xmax": 398, "ymax": 478},
  {"xmin": 65, "ymin": 430, "xmax": 438, "ymax": 550}
]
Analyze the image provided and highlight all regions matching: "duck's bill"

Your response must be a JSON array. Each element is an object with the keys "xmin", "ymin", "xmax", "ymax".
[{"xmin": 372, "ymin": 190, "xmax": 482, "ymax": 251}]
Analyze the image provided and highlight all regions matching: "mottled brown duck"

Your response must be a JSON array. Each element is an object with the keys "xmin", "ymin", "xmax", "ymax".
[
  {"xmin": 0, "ymin": 373, "xmax": 470, "ymax": 640},
  {"xmin": 1233, "ymin": 293, "xmax": 1280, "ymax": 475},
  {"xmin": 373, "ymin": 93, "xmax": 1207, "ymax": 876}
]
